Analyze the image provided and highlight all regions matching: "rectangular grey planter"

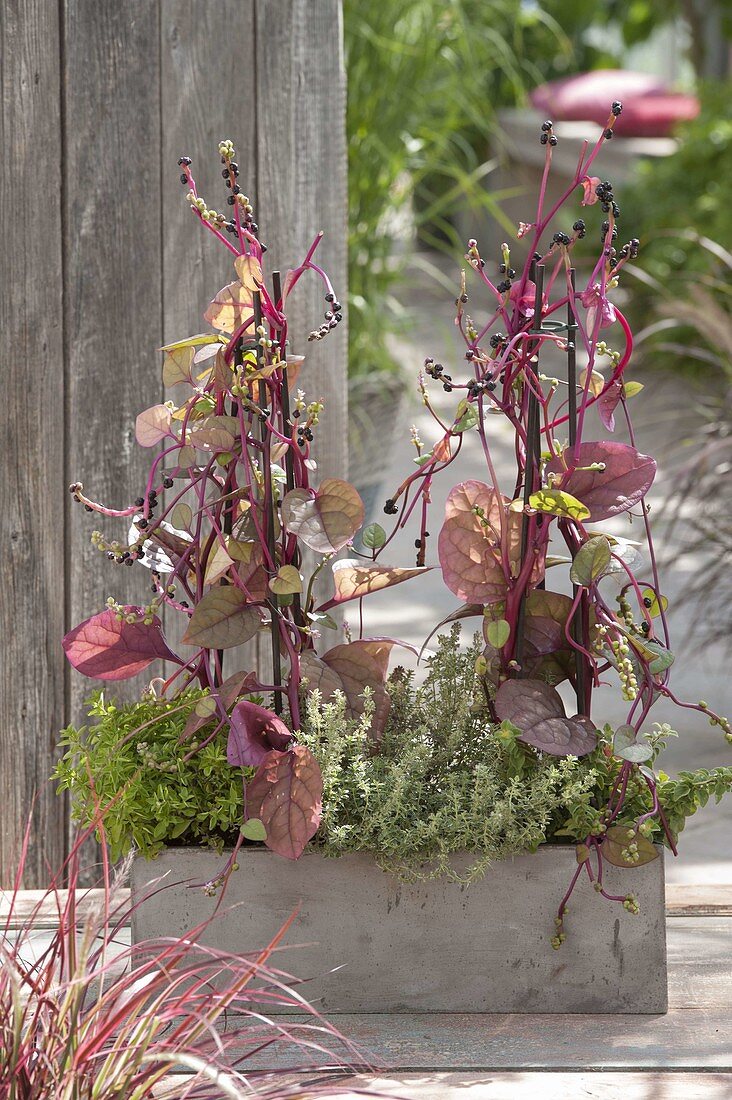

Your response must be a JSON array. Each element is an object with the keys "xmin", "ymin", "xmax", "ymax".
[{"xmin": 130, "ymin": 845, "xmax": 667, "ymax": 1014}]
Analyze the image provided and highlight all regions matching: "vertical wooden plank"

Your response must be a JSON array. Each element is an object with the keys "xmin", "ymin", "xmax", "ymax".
[
  {"xmin": 254, "ymin": 0, "xmax": 348, "ymax": 485},
  {"xmin": 64, "ymin": 3, "xmax": 162, "ymax": 729},
  {"xmin": 159, "ymin": 0, "xmax": 259, "ymax": 673},
  {"xmin": 160, "ymin": 1, "xmax": 256, "ymax": 343},
  {"xmin": 0, "ymin": 1, "xmax": 65, "ymax": 886}
]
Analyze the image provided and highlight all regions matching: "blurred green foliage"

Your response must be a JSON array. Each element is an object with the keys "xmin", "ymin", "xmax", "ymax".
[
  {"xmin": 624, "ymin": 82, "xmax": 732, "ymax": 279},
  {"xmin": 344, "ymin": 0, "xmax": 617, "ymax": 379},
  {"xmin": 344, "ymin": 2, "xmax": 728, "ymax": 381},
  {"xmin": 622, "ymin": 82, "xmax": 732, "ymax": 374}
]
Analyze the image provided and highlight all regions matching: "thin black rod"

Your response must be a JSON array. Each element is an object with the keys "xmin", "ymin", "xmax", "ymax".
[
  {"xmin": 566, "ymin": 268, "xmax": 587, "ymax": 713},
  {"xmin": 272, "ymin": 269, "xmax": 303, "ymax": 631},
  {"xmin": 215, "ymin": 337, "xmax": 244, "ymax": 685},
  {"xmin": 253, "ymin": 290, "xmax": 283, "ymax": 712},
  {"xmin": 514, "ymin": 262, "xmax": 545, "ymax": 673},
  {"xmin": 567, "ymin": 268, "xmax": 578, "ymax": 449}
]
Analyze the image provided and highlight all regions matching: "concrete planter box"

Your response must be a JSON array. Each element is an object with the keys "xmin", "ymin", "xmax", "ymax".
[{"xmin": 130, "ymin": 845, "xmax": 667, "ymax": 1014}]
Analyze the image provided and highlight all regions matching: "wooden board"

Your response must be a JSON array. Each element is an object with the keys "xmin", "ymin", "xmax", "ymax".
[
  {"xmin": 255, "ymin": 0, "xmax": 348, "ymax": 485},
  {"xmin": 159, "ymin": 0, "xmax": 261, "ymax": 677},
  {"xmin": 289, "ymin": 1072, "xmax": 732, "ymax": 1100},
  {"xmin": 153, "ymin": 1073, "xmax": 732, "ymax": 1099},
  {"xmin": 1, "ymin": 1, "xmax": 347, "ymax": 887},
  {"xmin": 215, "ymin": 1006, "xmax": 732, "ymax": 1072},
  {"xmin": 63, "ymin": 0, "xmax": 163, "ymax": 726},
  {"xmin": 0, "ymin": 0, "xmax": 66, "ymax": 887},
  {"xmin": 666, "ymin": 882, "xmax": 732, "ymax": 916}
]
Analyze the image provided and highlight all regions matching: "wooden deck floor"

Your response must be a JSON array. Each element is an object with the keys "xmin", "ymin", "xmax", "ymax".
[{"xmin": 4, "ymin": 885, "xmax": 730, "ymax": 1098}]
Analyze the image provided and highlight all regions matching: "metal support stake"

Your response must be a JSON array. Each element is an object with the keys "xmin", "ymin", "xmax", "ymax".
[
  {"xmin": 272, "ymin": 270, "xmax": 303, "ymax": 631},
  {"xmin": 253, "ymin": 289, "xmax": 283, "ymax": 713},
  {"xmin": 515, "ymin": 262, "xmax": 544, "ymax": 673},
  {"xmin": 215, "ymin": 338, "xmax": 243, "ymax": 686},
  {"xmin": 566, "ymin": 268, "xmax": 589, "ymax": 715}
]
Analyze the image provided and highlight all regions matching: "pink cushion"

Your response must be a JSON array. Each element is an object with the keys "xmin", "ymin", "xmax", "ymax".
[{"xmin": 530, "ymin": 70, "xmax": 699, "ymax": 137}]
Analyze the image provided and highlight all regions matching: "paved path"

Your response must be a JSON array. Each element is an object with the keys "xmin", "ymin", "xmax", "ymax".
[{"xmin": 357, "ymin": 257, "xmax": 731, "ymax": 884}]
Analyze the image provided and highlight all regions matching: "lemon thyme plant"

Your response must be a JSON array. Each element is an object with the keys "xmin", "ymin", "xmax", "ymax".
[{"xmin": 62, "ymin": 138, "xmax": 428, "ymax": 886}]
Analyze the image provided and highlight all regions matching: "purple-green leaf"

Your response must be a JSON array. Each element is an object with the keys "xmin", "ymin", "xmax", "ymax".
[
  {"xmin": 438, "ymin": 481, "xmax": 542, "ymax": 604},
  {"xmin": 228, "ymin": 700, "xmax": 292, "ymax": 767},
  {"xmin": 494, "ymin": 678, "xmax": 598, "ymax": 757},
  {"xmin": 245, "ymin": 746, "xmax": 323, "ymax": 860},
  {"xmin": 181, "ymin": 587, "xmax": 261, "ymax": 649},
  {"xmin": 603, "ymin": 826, "xmax": 659, "ymax": 868}
]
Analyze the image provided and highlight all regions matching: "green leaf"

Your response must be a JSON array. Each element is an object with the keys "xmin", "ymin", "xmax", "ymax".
[
  {"xmin": 614, "ymin": 721, "xmax": 654, "ymax": 763},
  {"xmin": 269, "ymin": 565, "xmax": 303, "ymax": 596},
  {"xmin": 622, "ymin": 381, "xmax": 644, "ymax": 398},
  {"xmin": 307, "ymin": 610, "xmax": 339, "ymax": 631},
  {"xmin": 181, "ymin": 588, "xmax": 261, "ymax": 649},
  {"xmin": 362, "ymin": 522, "xmax": 387, "ymax": 550},
  {"xmin": 161, "ymin": 333, "xmax": 224, "ymax": 353},
  {"xmin": 240, "ymin": 817, "xmax": 267, "ymax": 842},
  {"xmin": 628, "ymin": 635, "xmax": 675, "ymax": 674},
  {"xmin": 194, "ymin": 696, "xmax": 217, "ymax": 718},
  {"xmin": 576, "ymin": 843, "xmax": 590, "ymax": 864},
  {"xmin": 171, "ymin": 503, "xmax": 193, "ymax": 531},
  {"xmin": 641, "ymin": 588, "xmax": 668, "ymax": 618},
  {"xmin": 570, "ymin": 535, "xmax": 612, "ymax": 586},
  {"xmin": 454, "ymin": 400, "xmax": 478, "ymax": 433},
  {"xmin": 621, "ymin": 743, "xmax": 654, "ymax": 763},
  {"xmin": 485, "ymin": 618, "xmax": 511, "ymax": 648},
  {"xmin": 529, "ymin": 489, "xmax": 590, "ymax": 521},
  {"xmin": 603, "ymin": 825, "xmax": 659, "ymax": 868}
]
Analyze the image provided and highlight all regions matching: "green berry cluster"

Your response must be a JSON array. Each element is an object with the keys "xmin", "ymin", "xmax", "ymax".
[
  {"xmin": 600, "ymin": 625, "xmax": 638, "ymax": 700},
  {"xmin": 551, "ymin": 910, "xmax": 568, "ymax": 950},
  {"xmin": 623, "ymin": 894, "xmax": 640, "ymax": 914}
]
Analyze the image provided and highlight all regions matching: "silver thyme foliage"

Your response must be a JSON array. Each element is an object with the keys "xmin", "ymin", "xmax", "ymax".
[{"xmin": 299, "ymin": 628, "xmax": 600, "ymax": 880}]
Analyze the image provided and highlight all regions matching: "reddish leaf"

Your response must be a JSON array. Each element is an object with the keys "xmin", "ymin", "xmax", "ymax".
[
  {"xmin": 495, "ymin": 678, "xmax": 597, "ymax": 757},
  {"xmin": 438, "ymin": 481, "xmax": 542, "ymax": 605},
  {"xmin": 324, "ymin": 559, "xmax": 431, "ymax": 608},
  {"xmin": 300, "ymin": 638, "xmax": 416, "ymax": 740},
  {"xmin": 597, "ymin": 381, "xmax": 623, "ymax": 432},
  {"xmin": 228, "ymin": 700, "xmax": 292, "ymax": 767},
  {"xmin": 245, "ymin": 746, "xmax": 323, "ymax": 860},
  {"xmin": 63, "ymin": 608, "xmax": 179, "ymax": 681},
  {"xmin": 281, "ymin": 479, "xmax": 365, "ymax": 554},
  {"xmin": 135, "ymin": 405, "xmax": 172, "ymax": 447},
  {"xmin": 218, "ymin": 669, "xmax": 260, "ymax": 710},
  {"xmin": 204, "ymin": 280, "xmax": 254, "ymax": 334},
  {"xmin": 546, "ymin": 442, "xmax": 656, "ymax": 521},
  {"xmin": 299, "ymin": 649, "xmax": 345, "ymax": 700},
  {"xmin": 233, "ymin": 253, "xmax": 264, "ymax": 290},
  {"xmin": 482, "ymin": 591, "xmax": 577, "ymax": 688}
]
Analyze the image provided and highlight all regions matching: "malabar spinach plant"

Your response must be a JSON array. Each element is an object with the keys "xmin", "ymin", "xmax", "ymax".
[
  {"xmin": 63, "ymin": 139, "xmax": 426, "ymax": 885},
  {"xmin": 371, "ymin": 103, "xmax": 732, "ymax": 943}
]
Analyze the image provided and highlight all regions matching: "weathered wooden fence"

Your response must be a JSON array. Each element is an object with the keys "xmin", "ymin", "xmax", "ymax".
[{"xmin": 0, "ymin": 0, "xmax": 347, "ymax": 887}]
